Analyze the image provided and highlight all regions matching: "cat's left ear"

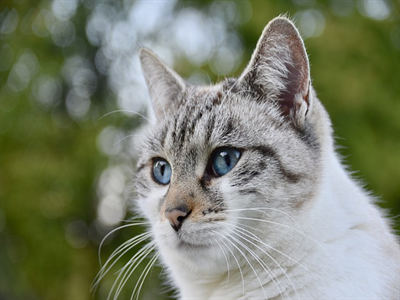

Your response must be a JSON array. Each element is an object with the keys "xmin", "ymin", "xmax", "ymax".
[
  {"xmin": 239, "ymin": 17, "xmax": 311, "ymax": 128},
  {"xmin": 139, "ymin": 48, "xmax": 185, "ymax": 119}
]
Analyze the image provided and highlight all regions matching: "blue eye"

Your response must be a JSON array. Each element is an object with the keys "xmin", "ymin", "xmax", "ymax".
[
  {"xmin": 152, "ymin": 159, "xmax": 172, "ymax": 185},
  {"xmin": 211, "ymin": 148, "xmax": 241, "ymax": 177}
]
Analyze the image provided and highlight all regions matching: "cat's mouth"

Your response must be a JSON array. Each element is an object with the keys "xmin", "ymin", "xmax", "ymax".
[{"xmin": 173, "ymin": 226, "xmax": 217, "ymax": 250}]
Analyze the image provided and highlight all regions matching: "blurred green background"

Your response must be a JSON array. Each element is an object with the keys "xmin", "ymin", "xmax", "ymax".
[{"xmin": 1, "ymin": 0, "xmax": 399, "ymax": 299}]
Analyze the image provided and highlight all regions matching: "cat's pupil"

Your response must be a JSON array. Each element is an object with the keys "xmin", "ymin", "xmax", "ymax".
[
  {"xmin": 221, "ymin": 152, "xmax": 231, "ymax": 167},
  {"xmin": 160, "ymin": 164, "xmax": 165, "ymax": 176}
]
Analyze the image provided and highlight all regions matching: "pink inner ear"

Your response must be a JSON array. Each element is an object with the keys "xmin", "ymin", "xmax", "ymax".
[
  {"xmin": 238, "ymin": 18, "xmax": 311, "ymax": 111},
  {"xmin": 256, "ymin": 19, "xmax": 311, "ymax": 120},
  {"xmin": 278, "ymin": 45, "xmax": 310, "ymax": 117}
]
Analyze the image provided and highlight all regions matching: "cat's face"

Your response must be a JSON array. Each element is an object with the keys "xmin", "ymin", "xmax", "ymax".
[{"xmin": 135, "ymin": 17, "xmax": 324, "ymax": 269}]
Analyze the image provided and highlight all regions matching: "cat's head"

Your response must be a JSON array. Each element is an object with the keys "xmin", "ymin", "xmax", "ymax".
[{"xmin": 134, "ymin": 17, "xmax": 330, "ymax": 271}]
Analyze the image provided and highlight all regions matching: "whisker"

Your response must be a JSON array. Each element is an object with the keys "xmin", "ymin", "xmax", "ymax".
[
  {"xmin": 93, "ymin": 232, "xmax": 152, "ymax": 290},
  {"xmin": 236, "ymin": 216, "xmax": 327, "ymax": 253},
  {"xmin": 115, "ymin": 133, "xmax": 137, "ymax": 146},
  {"xmin": 213, "ymin": 237, "xmax": 231, "ymax": 283},
  {"xmin": 98, "ymin": 109, "xmax": 151, "ymax": 122},
  {"xmin": 225, "ymin": 221, "xmax": 309, "ymax": 272},
  {"xmin": 227, "ymin": 231, "xmax": 281, "ymax": 299},
  {"xmin": 106, "ymin": 245, "xmax": 148, "ymax": 299},
  {"xmin": 215, "ymin": 231, "xmax": 267, "ymax": 298},
  {"xmin": 104, "ymin": 231, "xmax": 151, "ymax": 267},
  {"xmin": 98, "ymin": 222, "xmax": 149, "ymax": 267},
  {"xmin": 225, "ymin": 207, "xmax": 297, "ymax": 223},
  {"xmin": 132, "ymin": 253, "xmax": 160, "ymax": 300},
  {"xmin": 216, "ymin": 233, "xmax": 245, "ymax": 296},
  {"xmin": 112, "ymin": 243, "xmax": 156, "ymax": 300},
  {"xmin": 230, "ymin": 226, "xmax": 298, "ymax": 299}
]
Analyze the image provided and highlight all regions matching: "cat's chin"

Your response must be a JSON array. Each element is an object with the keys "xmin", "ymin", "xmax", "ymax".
[
  {"xmin": 157, "ymin": 231, "xmax": 228, "ymax": 274},
  {"xmin": 176, "ymin": 239, "xmax": 210, "ymax": 251}
]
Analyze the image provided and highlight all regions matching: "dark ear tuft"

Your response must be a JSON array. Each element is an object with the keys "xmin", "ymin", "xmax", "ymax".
[
  {"xmin": 239, "ymin": 17, "xmax": 311, "ymax": 128},
  {"xmin": 139, "ymin": 48, "xmax": 185, "ymax": 119}
]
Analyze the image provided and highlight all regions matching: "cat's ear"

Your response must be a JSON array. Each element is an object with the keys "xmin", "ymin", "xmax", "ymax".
[
  {"xmin": 239, "ymin": 17, "xmax": 311, "ymax": 128},
  {"xmin": 139, "ymin": 48, "xmax": 185, "ymax": 118}
]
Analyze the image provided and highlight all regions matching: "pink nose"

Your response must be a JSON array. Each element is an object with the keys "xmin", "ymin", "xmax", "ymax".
[{"xmin": 165, "ymin": 206, "xmax": 191, "ymax": 232}]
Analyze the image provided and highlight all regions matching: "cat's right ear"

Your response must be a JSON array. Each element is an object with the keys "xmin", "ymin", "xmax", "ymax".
[
  {"xmin": 139, "ymin": 48, "xmax": 185, "ymax": 119},
  {"xmin": 238, "ymin": 17, "xmax": 311, "ymax": 128}
]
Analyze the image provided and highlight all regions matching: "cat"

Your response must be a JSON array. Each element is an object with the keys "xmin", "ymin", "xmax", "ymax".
[{"xmin": 129, "ymin": 17, "xmax": 400, "ymax": 299}]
